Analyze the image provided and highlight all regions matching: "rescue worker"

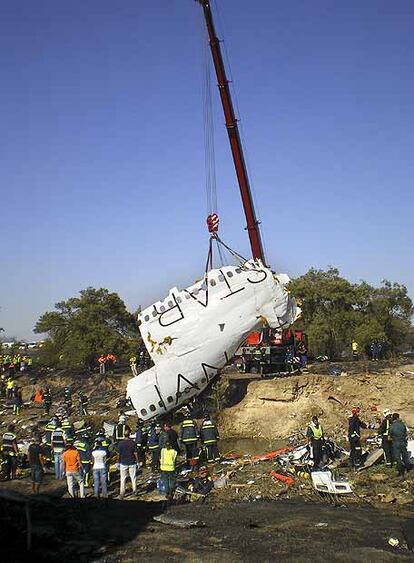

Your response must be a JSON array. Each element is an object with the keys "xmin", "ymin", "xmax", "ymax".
[
  {"xmin": 6, "ymin": 376, "xmax": 15, "ymax": 399},
  {"xmin": 348, "ymin": 407, "xmax": 367, "ymax": 468},
  {"xmin": 113, "ymin": 414, "xmax": 131, "ymax": 444},
  {"xmin": 390, "ymin": 413, "xmax": 411, "ymax": 476},
  {"xmin": 306, "ymin": 415, "xmax": 325, "ymax": 470},
  {"xmin": 135, "ymin": 419, "xmax": 147, "ymax": 467},
  {"xmin": 94, "ymin": 428, "xmax": 112, "ymax": 483},
  {"xmin": 62, "ymin": 416, "xmax": 74, "ymax": 441},
  {"xmin": 147, "ymin": 423, "xmax": 162, "ymax": 472},
  {"xmin": 159, "ymin": 422, "xmax": 180, "ymax": 453},
  {"xmin": 62, "ymin": 439, "xmax": 85, "ymax": 498},
  {"xmin": 51, "ymin": 423, "xmax": 66, "ymax": 480},
  {"xmin": 44, "ymin": 416, "xmax": 58, "ymax": 466},
  {"xmin": 160, "ymin": 441, "xmax": 177, "ymax": 501},
  {"xmin": 106, "ymin": 353, "xmax": 116, "ymax": 373},
  {"xmin": 63, "ymin": 386, "xmax": 72, "ymax": 409},
  {"xmin": 129, "ymin": 356, "xmax": 138, "ymax": 377},
  {"xmin": 351, "ymin": 340, "xmax": 359, "ymax": 359},
  {"xmin": 12, "ymin": 385, "xmax": 23, "ymax": 415},
  {"xmin": 2, "ymin": 424, "xmax": 19, "ymax": 480},
  {"xmin": 192, "ymin": 465, "xmax": 214, "ymax": 496},
  {"xmin": 78, "ymin": 392, "xmax": 89, "ymax": 416},
  {"xmin": 180, "ymin": 415, "xmax": 199, "ymax": 465},
  {"xmin": 379, "ymin": 409, "xmax": 393, "ymax": 467},
  {"xmin": 253, "ymin": 346, "xmax": 265, "ymax": 374},
  {"xmin": 74, "ymin": 432, "xmax": 92, "ymax": 487},
  {"xmin": 98, "ymin": 354, "xmax": 106, "ymax": 374},
  {"xmin": 200, "ymin": 416, "xmax": 220, "ymax": 463},
  {"xmin": 43, "ymin": 387, "xmax": 52, "ymax": 415}
]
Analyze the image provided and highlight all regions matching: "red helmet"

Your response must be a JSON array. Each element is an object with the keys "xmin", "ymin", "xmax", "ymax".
[{"xmin": 351, "ymin": 407, "xmax": 358, "ymax": 415}]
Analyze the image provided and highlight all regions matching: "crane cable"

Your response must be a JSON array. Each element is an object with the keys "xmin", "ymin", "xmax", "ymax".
[{"xmin": 201, "ymin": 10, "xmax": 217, "ymax": 217}]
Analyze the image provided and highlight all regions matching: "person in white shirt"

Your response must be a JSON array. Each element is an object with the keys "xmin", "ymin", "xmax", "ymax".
[{"xmin": 92, "ymin": 445, "xmax": 108, "ymax": 498}]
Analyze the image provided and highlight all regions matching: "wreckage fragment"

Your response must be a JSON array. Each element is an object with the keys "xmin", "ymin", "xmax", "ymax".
[
  {"xmin": 311, "ymin": 471, "xmax": 352, "ymax": 494},
  {"xmin": 127, "ymin": 260, "xmax": 298, "ymax": 420}
]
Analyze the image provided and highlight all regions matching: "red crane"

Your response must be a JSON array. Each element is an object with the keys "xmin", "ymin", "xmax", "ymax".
[{"xmin": 198, "ymin": 0, "xmax": 267, "ymax": 265}]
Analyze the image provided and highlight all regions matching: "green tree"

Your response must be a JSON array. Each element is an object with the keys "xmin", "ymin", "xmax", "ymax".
[
  {"xmin": 35, "ymin": 287, "xmax": 139, "ymax": 369},
  {"xmin": 290, "ymin": 268, "xmax": 413, "ymax": 358}
]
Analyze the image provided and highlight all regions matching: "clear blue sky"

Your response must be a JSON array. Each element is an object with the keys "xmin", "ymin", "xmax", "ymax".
[{"xmin": 1, "ymin": 0, "xmax": 413, "ymax": 339}]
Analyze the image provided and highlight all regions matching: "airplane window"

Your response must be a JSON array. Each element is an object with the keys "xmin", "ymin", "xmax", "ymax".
[
  {"xmin": 227, "ymin": 271, "xmax": 233, "ymax": 277},
  {"xmin": 144, "ymin": 315, "xmax": 150, "ymax": 322},
  {"xmin": 210, "ymin": 280, "xmax": 216, "ymax": 286},
  {"xmin": 149, "ymin": 404, "xmax": 156, "ymax": 412},
  {"xmin": 218, "ymin": 275, "xmax": 224, "ymax": 281},
  {"xmin": 140, "ymin": 409, "xmax": 147, "ymax": 416},
  {"xmin": 160, "ymin": 306, "xmax": 165, "ymax": 312},
  {"xmin": 152, "ymin": 311, "xmax": 157, "ymax": 317},
  {"xmin": 168, "ymin": 301, "xmax": 173, "ymax": 307},
  {"xmin": 158, "ymin": 400, "xmax": 164, "ymax": 408},
  {"xmin": 235, "ymin": 268, "xmax": 242, "ymax": 274},
  {"xmin": 201, "ymin": 377, "xmax": 207, "ymax": 383},
  {"xmin": 167, "ymin": 396, "xmax": 173, "ymax": 403},
  {"xmin": 176, "ymin": 296, "xmax": 182, "ymax": 303}
]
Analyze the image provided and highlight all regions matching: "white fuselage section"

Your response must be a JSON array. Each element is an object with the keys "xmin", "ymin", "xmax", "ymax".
[{"xmin": 127, "ymin": 260, "xmax": 297, "ymax": 420}]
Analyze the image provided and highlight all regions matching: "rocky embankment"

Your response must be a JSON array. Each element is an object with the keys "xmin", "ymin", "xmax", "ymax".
[{"xmin": 219, "ymin": 365, "xmax": 414, "ymax": 440}]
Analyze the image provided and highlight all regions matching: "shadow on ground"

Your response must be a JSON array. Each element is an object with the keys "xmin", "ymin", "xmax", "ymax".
[{"xmin": 0, "ymin": 495, "xmax": 163, "ymax": 562}]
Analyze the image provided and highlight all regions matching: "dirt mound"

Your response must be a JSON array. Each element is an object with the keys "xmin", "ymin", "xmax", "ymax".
[{"xmin": 218, "ymin": 367, "xmax": 414, "ymax": 440}]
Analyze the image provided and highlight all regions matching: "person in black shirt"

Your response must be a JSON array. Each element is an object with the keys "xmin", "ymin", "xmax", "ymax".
[
  {"xmin": 159, "ymin": 422, "xmax": 180, "ymax": 453},
  {"xmin": 28, "ymin": 434, "xmax": 45, "ymax": 494},
  {"xmin": 118, "ymin": 429, "xmax": 138, "ymax": 499},
  {"xmin": 348, "ymin": 407, "xmax": 367, "ymax": 468}
]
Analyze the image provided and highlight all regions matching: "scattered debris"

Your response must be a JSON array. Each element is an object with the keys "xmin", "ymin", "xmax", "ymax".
[
  {"xmin": 358, "ymin": 448, "xmax": 384, "ymax": 471},
  {"xmin": 311, "ymin": 471, "xmax": 352, "ymax": 495},
  {"xmin": 153, "ymin": 514, "xmax": 206, "ymax": 528}
]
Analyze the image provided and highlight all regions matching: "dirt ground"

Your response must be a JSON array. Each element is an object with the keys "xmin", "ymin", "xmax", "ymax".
[
  {"xmin": 2, "ymin": 492, "xmax": 414, "ymax": 562},
  {"xmin": 218, "ymin": 361, "xmax": 414, "ymax": 440},
  {"xmin": 1, "ymin": 361, "xmax": 414, "ymax": 561}
]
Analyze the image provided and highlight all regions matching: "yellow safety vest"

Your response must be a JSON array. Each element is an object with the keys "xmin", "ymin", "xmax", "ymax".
[
  {"xmin": 309, "ymin": 423, "xmax": 323, "ymax": 440},
  {"xmin": 160, "ymin": 448, "xmax": 177, "ymax": 472}
]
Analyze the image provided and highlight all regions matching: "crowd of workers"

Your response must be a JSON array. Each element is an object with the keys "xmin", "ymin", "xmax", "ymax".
[
  {"xmin": 1, "ymin": 382, "xmax": 221, "ymax": 502},
  {"xmin": 351, "ymin": 340, "xmax": 389, "ymax": 361},
  {"xmin": 0, "ymin": 354, "xmax": 33, "ymax": 375},
  {"xmin": 306, "ymin": 407, "xmax": 411, "ymax": 476}
]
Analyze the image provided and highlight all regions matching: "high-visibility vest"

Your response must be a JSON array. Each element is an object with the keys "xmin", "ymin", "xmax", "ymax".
[
  {"xmin": 114, "ymin": 424, "xmax": 128, "ymax": 441},
  {"xmin": 200, "ymin": 422, "xmax": 218, "ymax": 444},
  {"xmin": 130, "ymin": 357, "xmax": 137, "ymax": 365},
  {"xmin": 309, "ymin": 423, "xmax": 323, "ymax": 440},
  {"xmin": 160, "ymin": 448, "xmax": 177, "ymax": 472},
  {"xmin": 74, "ymin": 439, "xmax": 91, "ymax": 462},
  {"xmin": 352, "ymin": 342, "xmax": 359, "ymax": 352},
  {"xmin": 180, "ymin": 419, "xmax": 198, "ymax": 443},
  {"xmin": 2, "ymin": 432, "xmax": 17, "ymax": 455},
  {"xmin": 51, "ymin": 429, "xmax": 65, "ymax": 452},
  {"xmin": 147, "ymin": 427, "xmax": 160, "ymax": 450}
]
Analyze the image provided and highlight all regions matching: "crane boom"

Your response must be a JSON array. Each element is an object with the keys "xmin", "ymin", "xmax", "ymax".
[{"xmin": 198, "ymin": 0, "xmax": 267, "ymax": 265}]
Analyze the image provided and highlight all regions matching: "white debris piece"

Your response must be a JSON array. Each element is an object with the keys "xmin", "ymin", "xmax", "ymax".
[
  {"xmin": 128, "ymin": 260, "xmax": 298, "ymax": 420},
  {"xmin": 407, "ymin": 440, "xmax": 414, "ymax": 465},
  {"xmin": 311, "ymin": 471, "xmax": 352, "ymax": 494}
]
